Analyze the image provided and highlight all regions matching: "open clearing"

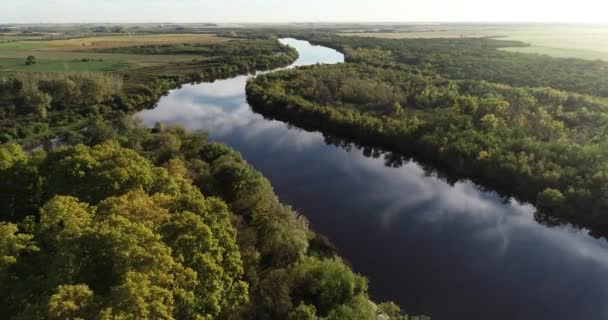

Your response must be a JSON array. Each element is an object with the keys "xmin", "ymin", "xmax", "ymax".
[{"xmin": 341, "ymin": 24, "xmax": 608, "ymax": 61}]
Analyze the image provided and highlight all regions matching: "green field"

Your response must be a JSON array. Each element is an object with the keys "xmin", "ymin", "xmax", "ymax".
[
  {"xmin": 342, "ymin": 24, "xmax": 608, "ymax": 61},
  {"xmin": 499, "ymin": 25, "xmax": 608, "ymax": 60},
  {"xmin": 0, "ymin": 58, "xmax": 129, "ymax": 72},
  {"xmin": 0, "ymin": 33, "xmax": 228, "ymax": 72}
]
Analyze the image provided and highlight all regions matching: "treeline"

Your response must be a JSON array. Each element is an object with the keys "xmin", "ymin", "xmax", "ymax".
[
  {"xmin": 105, "ymin": 39, "xmax": 299, "ymax": 80},
  {"xmin": 97, "ymin": 39, "xmax": 288, "ymax": 56},
  {"xmin": 302, "ymin": 34, "xmax": 608, "ymax": 97},
  {"xmin": 247, "ymin": 63, "xmax": 608, "ymax": 234},
  {"xmin": 0, "ymin": 73, "xmax": 123, "ymax": 116},
  {"xmin": 0, "ymin": 120, "xmax": 412, "ymax": 319}
]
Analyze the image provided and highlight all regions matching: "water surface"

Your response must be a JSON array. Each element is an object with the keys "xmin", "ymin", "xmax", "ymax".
[{"xmin": 136, "ymin": 38, "xmax": 608, "ymax": 320}]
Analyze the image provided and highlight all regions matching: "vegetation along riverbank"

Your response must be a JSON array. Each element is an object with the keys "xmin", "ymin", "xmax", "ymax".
[
  {"xmin": 0, "ymin": 29, "xmax": 418, "ymax": 319},
  {"xmin": 247, "ymin": 34, "xmax": 608, "ymax": 236}
]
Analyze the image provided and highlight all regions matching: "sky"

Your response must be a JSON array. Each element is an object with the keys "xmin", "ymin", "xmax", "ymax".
[{"xmin": 2, "ymin": 0, "xmax": 608, "ymax": 24}]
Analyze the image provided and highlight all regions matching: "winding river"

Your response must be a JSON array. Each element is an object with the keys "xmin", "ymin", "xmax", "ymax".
[{"xmin": 136, "ymin": 38, "xmax": 608, "ymax": 320}]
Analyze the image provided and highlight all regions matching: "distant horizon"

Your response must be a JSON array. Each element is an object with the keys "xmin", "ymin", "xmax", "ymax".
[
  {"xmin": 3, "ymin": 0, "xmax": 608, "ymax": 25},
  {"xmin": 4, "ymin": 21, "xmax": 608, "ymax": 26}
]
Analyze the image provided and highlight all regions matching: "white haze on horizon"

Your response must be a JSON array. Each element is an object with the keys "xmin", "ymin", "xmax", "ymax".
[{"xmin": 2, "ymin": 0, "xmax": 608, "ymax": 24}]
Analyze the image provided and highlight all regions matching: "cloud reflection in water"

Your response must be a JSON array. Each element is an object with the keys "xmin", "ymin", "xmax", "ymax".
[{"xmin": 135, "ymin": 39, "xmax": 608, "ymax": 320}]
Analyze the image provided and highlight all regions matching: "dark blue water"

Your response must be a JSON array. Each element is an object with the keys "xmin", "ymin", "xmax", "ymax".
[{"xmin": 136, "ymin": 38, "xmax": 608, "ymax": 320}]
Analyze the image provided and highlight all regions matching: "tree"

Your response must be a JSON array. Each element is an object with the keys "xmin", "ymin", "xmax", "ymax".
[
  {"xmin": 537, "ymin": 188, "xmax": 566, "ymax": 213},
  {"xmin": 38, "ymin": 78, "xmax": 78, "ymax": 106},
  {"xmin": 43, "ymin": 141, "xmax": 157, "ymax": 204},
  {"xmin": 111, "ymin": 26, "xmax": 125, "ymax": 33},
  {"xmin": 0, "ymin": 222, "xmax": 38, "ymax": 270},
  {"xmin": 480, "ymin": 113, "xmax": 499, "ymax": 131},
  {"xmin": 323, "ymin": 295, "xmax": 376, "ymax": 320},
  {"xmin": 0, "ymin": 144, "xmax": 42, "ymax": 221},
  {"xmin": 25, "ymin": 55, "xmax": 36, "ymax": 65},
  {"xmin": 288, "ymin": 303, "xmax": 317, "ymax": 320},
  {"xmin": 160, "ymin": 198, "xmax": 248, "ymax": 316},
  {"xmin": 393, "ymin": 102, "xmax": 404, "ymax": 116},
  {"xmin": 79, "ymin": 77, "xmax": 105, "ymax": 104},
  {"xmin": 292, "ymin": 257, "xmax": 368, "ymax": 317},
  {"xmin": 377, "ymin": 302, "xmax": 409, "ymax": 320},
  {"xmin": 24, "ymin": 91, "xmax": 52, "ymax": 119},
  {"xmin": 47, "ymin": 284, "xmax": 94, "ymax": 320},
  {"xmin": 38, "ymin": 196, "xmax": 93, "ymax": 242}
]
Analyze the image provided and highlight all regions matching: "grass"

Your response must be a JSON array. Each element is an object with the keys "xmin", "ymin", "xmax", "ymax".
[
  {"xmin": 0, "ymin": 58, "xmax": 129, "ymax": 72},
  {"xmin": 0, "ymin": 33, "xmax": 232, "ymax": 73},
  {"xmin": 0, "ymin": 41, "xmax": 49, "ymax": 50},
  {"xmin": 341, "ymin": 24, "xmax": 608, "ymax": 61}
]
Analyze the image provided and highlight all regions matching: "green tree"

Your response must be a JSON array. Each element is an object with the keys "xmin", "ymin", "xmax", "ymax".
[
  {"xmin": 393, "ymin": 102, "xmax": 404, "ymax": 116},
  {"xmin": 24, "ymin": 91, "xmax": 52, "ymax": 119},
  {"xmin": 38, "ymin": 196, "xmax": 93, "ymax": 242},
  {"xmin": 288, "ymin": 303, "xmax": 317, "ymax": 320},
  {"xmin": 0, "ymin": 144, "xmax": 42, "ymax": 221},
  {"xmin": 161, "ymin": 209, "xmax": 248, "ymax": 316},
  {"xmin": 43, "ymin": 141, "xmax": 157, "ymax": 204},
  {"xmin": 0, "ymin": 222, "xmax": 38, "ymax": 270},
  {"xmin": 323, "ymin": 295, "xmax": 375, "ymax": 320},
  {"xmin": 537, "ymin": 188, "xmax": 566, "ymax": 213},
  {"xmin": 293, "ymin": 257, "xmax": 368, "ymax": 317},
  {"xmin": 47, "ymin": 284, "xmax": 94, "ymax": 320},
  {"xmin": 480, "ymin": 113, "xmax": 499, "ymax": 130},
  {"xmin": 378, "ymin": 302, "xmax": 409, "ymax": 320},
  {"xmin": 25, "ymin": 55, "xmax": 36, "ymax": 65}
]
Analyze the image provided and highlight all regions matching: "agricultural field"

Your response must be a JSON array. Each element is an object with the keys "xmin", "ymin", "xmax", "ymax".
[
  {"xmin": 0, "ymin": 35, "xmax": 48, "ymax": 42},
  {"xmin": 39, "ymin": 33, "xmax": 228, "ymax": 50},
  {"xmin": 0, "ymin": 33, "xmax": 231, "ymax": 72},
  {"xmin": 341, "ymin": 24, "xmax": 608, "ymax": 61}
]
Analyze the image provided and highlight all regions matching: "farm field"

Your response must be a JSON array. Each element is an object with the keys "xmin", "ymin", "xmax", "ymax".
[
  {"xmin": 0, "ymin": 35, "xmax": 48, "ymax": 42},
  {"xmin": 0, "ymin": 33, "xmax": 231, "ymax": 72},
  {"xmin": 0, "ymin": 57, "xmax": 130, "ymax": 72},
  {"xmin": 39, "ymin": 33, "xmax": 229, "ymax": 50},
  {"xmin": 341, "ymin": 24, "xmax": 608, "ymax": 61}
]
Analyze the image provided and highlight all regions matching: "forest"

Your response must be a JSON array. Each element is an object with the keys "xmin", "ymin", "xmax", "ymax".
[
  {"xmin": 246, "ymin": 44, "xmax": 608, "ymax": 234},
  {"xmin": 1, "ymin": 122, "xmax": 409, "ymax": 319},
  {"xmin": 0, "ymin": 34, "xmax": 415, "ymax": 319}
]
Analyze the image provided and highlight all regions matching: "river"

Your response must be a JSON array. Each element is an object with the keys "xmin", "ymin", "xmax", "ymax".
[{"xmin": 136, "ymin": 38, "xmax": 608, "ymax": 320}]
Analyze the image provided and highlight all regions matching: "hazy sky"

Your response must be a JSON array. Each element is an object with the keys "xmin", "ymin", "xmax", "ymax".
[{"xmin": 3, "ymin": 0, "xmax": 608, "ymax": 23}]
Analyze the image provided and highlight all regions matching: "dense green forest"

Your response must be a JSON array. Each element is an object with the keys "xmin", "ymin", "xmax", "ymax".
[
  {"xmin": 247, "ymin": 58, "xmax": 608, "ymax": 234},
  {"xmin": 1, "ymin": 125, "xmax": 408, "ymax": 319},
  {"xmin": 0, "ymin": 36, "xmax": 415, "ymax": 319}
]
